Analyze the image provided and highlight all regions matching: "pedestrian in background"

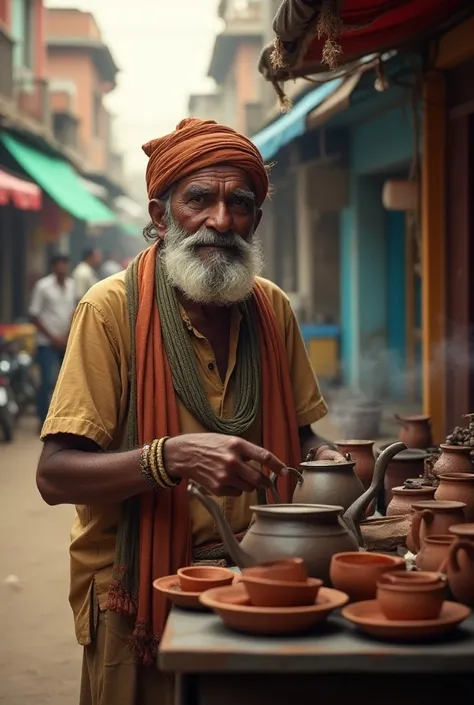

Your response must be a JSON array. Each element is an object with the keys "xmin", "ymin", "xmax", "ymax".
[
  {"xmin": 72, "ymin": 248, "xmax": 102, "ymax": 301},
  {"xmin": 29, "ymin": 254, "xmax": 75, "ymax": 429},
  {"xmin": 100, "ymin": 250, "xmax": 123, "ymax": 279}
]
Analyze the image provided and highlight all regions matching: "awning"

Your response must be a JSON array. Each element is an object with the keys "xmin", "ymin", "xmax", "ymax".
[
  {"xmin": 259, "ymin": 0, "xmax": 471, "ymax": 81},
  {"xmin": 251, "ymin": 78, "xmax": 343, "ymax": 161},
  {"xmin": 0, "ymin": 168, "xmax": 42, "ymax": 210},
  {"xmin": 0, "ymin": 134, "xmax": 116, "ymax": 226}
]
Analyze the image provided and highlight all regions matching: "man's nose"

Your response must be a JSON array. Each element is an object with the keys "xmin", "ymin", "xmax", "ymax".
[{"xmin": 205, "ymin": 203, "xmax": 233, "ymax": 233}]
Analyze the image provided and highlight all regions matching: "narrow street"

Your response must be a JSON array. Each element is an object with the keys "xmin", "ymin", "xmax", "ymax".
[{"xmin": 0, "ymin": 418, "xmax": 81, "ymax": 704}]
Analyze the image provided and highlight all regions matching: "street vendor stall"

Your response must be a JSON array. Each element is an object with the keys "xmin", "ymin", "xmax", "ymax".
[{"xmin": 160, "ymin": 606, "xmax": 474, "ymax": 705}]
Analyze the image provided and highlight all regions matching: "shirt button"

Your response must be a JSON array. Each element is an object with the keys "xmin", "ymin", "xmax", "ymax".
[{"xmin": 208, "ymin": 362, "xmax": 215, "ymax": 371}]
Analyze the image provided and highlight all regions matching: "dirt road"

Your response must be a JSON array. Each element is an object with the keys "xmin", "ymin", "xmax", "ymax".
[{"xmin": 0, "ymin": 419, "xmax": 81, "ymax": 704}]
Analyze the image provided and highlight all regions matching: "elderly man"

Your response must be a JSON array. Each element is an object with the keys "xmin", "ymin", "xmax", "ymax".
[{"xmin": 36, "ymin": 118, "xmax": 344, "ymax": 705}]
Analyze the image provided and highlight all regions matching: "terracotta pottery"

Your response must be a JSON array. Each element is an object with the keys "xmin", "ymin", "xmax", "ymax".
[
  {"xmin": 415, "ymin": 534, "xmax": 456, "ymax": 572},
  {"xmin": 177, "ymin": 566, "xmax": 235, "ymax": 592},
  {"xmin": 432, "ymin": 445, "xmax": 474, "ymax": 480},
  {"xmin": 153, "ymin": 575, "xmax": 214, "ymax": 611},
  {"xmin": 242, "ymin": 558, "xmax": 307, "ymax": 583},
  {"xmin": 240, "ymin": 575, "xmax": 322, "ymax": 607},
  {"xmin": 376, "ymin": 572, "xmax": 447, "ymax": 620},
  {"xmin": 188, "ymin": 486, "xmax": 360, "ymax": 584},
  {"xmin": 409, "ymin": 500, "xmax": 467, "ymax": 553},
  {"xmin": 329, "ymin": 552, "xmax": 405, "ymax": 602},
  {"xmin": 375, "ymin": 445, "xmax": 427, "ymax": 509},
  {"xmin": 281, "ymin": 441, "xmax": 406, "ymax": 543},
  {"xmin": 199, "ymin": 583, "xmax": 349, "ymax": 636},
  {"xmin": 447, "ymin": 523, "xmax": 474, "ymax": 606},
  {"xmin": 334, "ymin": 440, "xmax": 375, "ymax": 489},
  {"xmin": 386, "ymin": 485, "xmax": 436, "ymax": 517},
  {"xmin": 395, "ymin": 414, "xmax": 433, "ymax": 449},
  {"xmin": 342, "ymin": 600, "xmax": 470, "ymax": 640},
  {"xmin": 435, "ymin": 473, "xmax": 474, "ymax": 522},
  {"xmin": 381, "ymin": 571, "xmax": 443, "ymax": 586}
]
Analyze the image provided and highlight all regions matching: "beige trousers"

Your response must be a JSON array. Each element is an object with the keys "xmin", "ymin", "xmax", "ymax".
[{"xmin": 79, "ymin": 610, "xmax": 175, "ymax": 705}]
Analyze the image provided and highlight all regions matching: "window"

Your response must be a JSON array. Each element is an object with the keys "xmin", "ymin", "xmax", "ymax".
[
  {"xmin": 93, "ymin": 92, "xmax": 102, "ymax": 137},
  {"xmin": 12, "ymin": 0, "xmax": 33, "ymax": 70}
]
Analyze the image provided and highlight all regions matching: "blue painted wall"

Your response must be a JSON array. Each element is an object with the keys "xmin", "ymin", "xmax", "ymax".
[
  {"xmin": 340, "ymin": 101, "xmax": 414, "ymax": 396},
  {"xmin": 386, "ymin": 210, "xmax": 406, "ymax": 399}
]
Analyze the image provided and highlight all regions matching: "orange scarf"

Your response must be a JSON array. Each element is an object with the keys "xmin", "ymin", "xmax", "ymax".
[{"xmin": 108, "ymin": 244, "xmax": 301, "ymax": 663}]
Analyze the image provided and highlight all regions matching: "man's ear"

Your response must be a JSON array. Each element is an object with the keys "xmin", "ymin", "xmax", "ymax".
[{"xmin": 148, "ymin": 199, "xmax": 168, "ymax": 240}]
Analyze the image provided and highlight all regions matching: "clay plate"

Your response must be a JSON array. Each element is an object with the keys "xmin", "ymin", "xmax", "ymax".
[
  {"xmin": 342, "ymin": 600, "xmax": 471, "ymax": 640},
  {"xmin": 199, "ymin": 583, "xmax": 349, "ymax": 635},
  {"xmin": 153, "ymin": 574, "xmax": 218, "ymax": 611}
]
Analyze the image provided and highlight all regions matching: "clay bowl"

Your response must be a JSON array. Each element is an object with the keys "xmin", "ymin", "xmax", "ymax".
[
  {"xmin": 153, "ymin": 575, "xmax": 210, "ymax": 611},
  {"xmin": 329, "ymin": 552, "xmax": 406, "ymax": 602},
  {"xmin": 376, "ymin": 571, "xmax": 447, "ymax": 621},
  {"xmin": 381, "ymin": 571, "xmax": 443, "ymax": 586},
  {"xmin": 240, "ymin": 575, "xmax": 322, "ymax": 607},
  {"xmin": 177, "ymin": 566, "xmax": 235, "ymax": 593},
  {"xmin": 342, "ymin": 600, "xmax": 471, "ymax": 640},
  {"xmin": 200, "ymin": 583, "xmax": 349, "ymax": 636},
  {"xmin": 242, "ymin": 558, "xmax": 308, "ymax": 583}
]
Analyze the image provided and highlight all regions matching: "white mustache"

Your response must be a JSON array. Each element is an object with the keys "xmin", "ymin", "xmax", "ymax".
[{"xmin": 181, "ymin": 228, "xmax": 251, "ymax": 255}]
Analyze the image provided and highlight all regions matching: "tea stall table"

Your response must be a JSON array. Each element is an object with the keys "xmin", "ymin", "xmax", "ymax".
[{"xmin": 159, "ymin": 607, "xmax": 474, "ymax": 705}]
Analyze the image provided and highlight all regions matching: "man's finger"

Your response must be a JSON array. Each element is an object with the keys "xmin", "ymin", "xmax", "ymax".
[{"xmin": 237, "ymin": 439, "xmax": 287, "ymax": 475}]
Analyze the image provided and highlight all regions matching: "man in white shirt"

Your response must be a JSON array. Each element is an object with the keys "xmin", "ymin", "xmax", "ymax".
[
  {"xmin": 29, "ymin": 254, "xmax": 76, "ymax": 427},
  {"xmin": 100, "ymin": 250, "xmax": 123, "ymax": 279},
  {"xmin": 72, "ymin": 248, "xmax": 102, "ymax": 301}
]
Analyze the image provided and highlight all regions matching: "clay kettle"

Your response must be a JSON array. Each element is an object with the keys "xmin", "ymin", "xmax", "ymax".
[
  {"xmin": 188, "ymin": 485, "xmax": 361, "ymax": 585},
  {"xmin": 272, "ymin": 441, "xmax": 406, "ymax": 543}
]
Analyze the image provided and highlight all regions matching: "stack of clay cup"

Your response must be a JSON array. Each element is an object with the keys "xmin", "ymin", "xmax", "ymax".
[
  {"xmin": 239, "ymin": 558, "xmax": 322, "ymax": 607},
  {"xmin": 376, "ymin": 571, "xmax": 447, "ymax": 621}
]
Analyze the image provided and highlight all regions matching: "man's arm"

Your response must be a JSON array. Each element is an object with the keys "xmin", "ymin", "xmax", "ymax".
[
  {"xmin": 37, "ymin": 432, "xmax": 286, "ymax": 506},
  {"xmin": 298, "ymin": 425, "xmax": 345, "ymax": 463}
]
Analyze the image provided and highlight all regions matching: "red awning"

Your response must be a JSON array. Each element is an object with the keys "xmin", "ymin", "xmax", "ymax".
[
  {"xmin": 259, "ymin": 0, "xmax": 472, "ymax": 81},
  {"xmin": 0, "ymin": 168, "xmax": 42, "ymax": 211}
]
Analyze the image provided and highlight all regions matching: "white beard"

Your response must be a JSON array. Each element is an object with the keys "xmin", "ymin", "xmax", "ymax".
[{"xmin": 159, "ymin": 217, "xmax": 264, "ymax": 306}]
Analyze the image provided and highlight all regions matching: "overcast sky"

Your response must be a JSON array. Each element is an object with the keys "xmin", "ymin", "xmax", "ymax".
[{"xmin": 47, "ymin": 0, "xmax": 221, "ymax": 174}]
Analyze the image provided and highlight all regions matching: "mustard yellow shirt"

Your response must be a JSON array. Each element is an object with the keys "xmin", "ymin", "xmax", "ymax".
[{"xmin": 41, "ymin": 272, "xmax": 328, "ymax": 644}]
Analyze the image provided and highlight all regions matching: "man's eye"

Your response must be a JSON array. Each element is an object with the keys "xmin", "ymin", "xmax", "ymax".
[
  {"xmin": 191, "ymin": 195, "xmax": 205, "ymax": 204},
  {"xmin": 233, "ymin": 198, "xmax": 249, "ymax": 209}
]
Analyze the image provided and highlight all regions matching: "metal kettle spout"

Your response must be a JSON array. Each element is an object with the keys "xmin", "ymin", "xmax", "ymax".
[
  {"xmin": 187, "ymin": 481, "xmax": 254, "ymax": 569},
  {"xmin": 342, "ymin": 441, "xmax": 406, "ymax": 545}
]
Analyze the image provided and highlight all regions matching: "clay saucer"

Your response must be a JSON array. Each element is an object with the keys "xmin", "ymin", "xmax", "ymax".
[
  {"xmin": 153, "ymin": 575, "xmax": 220, "ymax": 611},
  {"xmin": 199, "ymin": 583, "xmax": 349, "ymax": 635},
  {"xmin": 342, "ymin": 600, "xmax": 471, "ymax": 640}
]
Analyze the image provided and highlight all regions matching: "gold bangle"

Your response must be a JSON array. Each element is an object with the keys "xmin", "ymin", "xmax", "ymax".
[
  {"xmin": 156, "ymin": 436, "xmax": 177, "ymax": 488},
  {"xmin": 149, "ymin": 438, "xmax": 166, "ymax": 489}
]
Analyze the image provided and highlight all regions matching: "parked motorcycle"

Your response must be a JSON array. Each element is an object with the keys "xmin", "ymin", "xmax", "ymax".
[
  {"xmin": 0, "ymin": 337, "xmax": 19, "ymax": 442},
  {"xmin": 8, "ymin": 340, "xmax": 37, "ymax": 418}
]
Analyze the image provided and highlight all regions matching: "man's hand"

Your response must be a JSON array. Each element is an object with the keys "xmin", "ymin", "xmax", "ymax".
[
  {"xmin": 314, "ymin": 445, "xmax": 347, "ymax": 463},
  {"xmin": 164, "ymin": 433, "xmax": 287, "ymax": 497}
]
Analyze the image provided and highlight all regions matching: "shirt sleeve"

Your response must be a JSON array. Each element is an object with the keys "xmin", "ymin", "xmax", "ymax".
[
  {"xmin": 29, "ymin": 281, "xmax": 44, "ymax": 318},
  {"xmin": 283, "ymin": 300, "xmax": 328, "ymax": 428},
  {"xmin": 41, "ymin": 301, "xmax": 123, "ymax": 449}
]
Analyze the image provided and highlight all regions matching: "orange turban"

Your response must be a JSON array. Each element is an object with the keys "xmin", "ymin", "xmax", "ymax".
[{"xmin": 142, "ymin": 117, "xmax": 269, "ymax": 207}]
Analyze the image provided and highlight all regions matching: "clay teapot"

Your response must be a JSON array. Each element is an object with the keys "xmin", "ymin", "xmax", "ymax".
[
  {"xmin": 415, "ymin": 534, "xmax": 456, "ymax": 572},
  {"xmin": 435, "ymin": 473, "xmax": 474, "ymax": 522},
  {"xmin": 409, "ymin": 500, "xmax": 467, "ymax": 553},
  {"xmin": 334, "ymin": 440, "xmax": 375, "ymax": 489},
  {"xmin": 272, "ymin": 441, "xmax": 406, "ymax": 544},
  {"xmin": 446, "ymin": 523, "xmax": 474, "ymax": 606},
  {"xmin": 394, "ymin": 414, "xmax": 433, "ymax": 449},
  {"xmin": 188, "ymin": 485, "xmax": 360, "ymax": 585}
]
